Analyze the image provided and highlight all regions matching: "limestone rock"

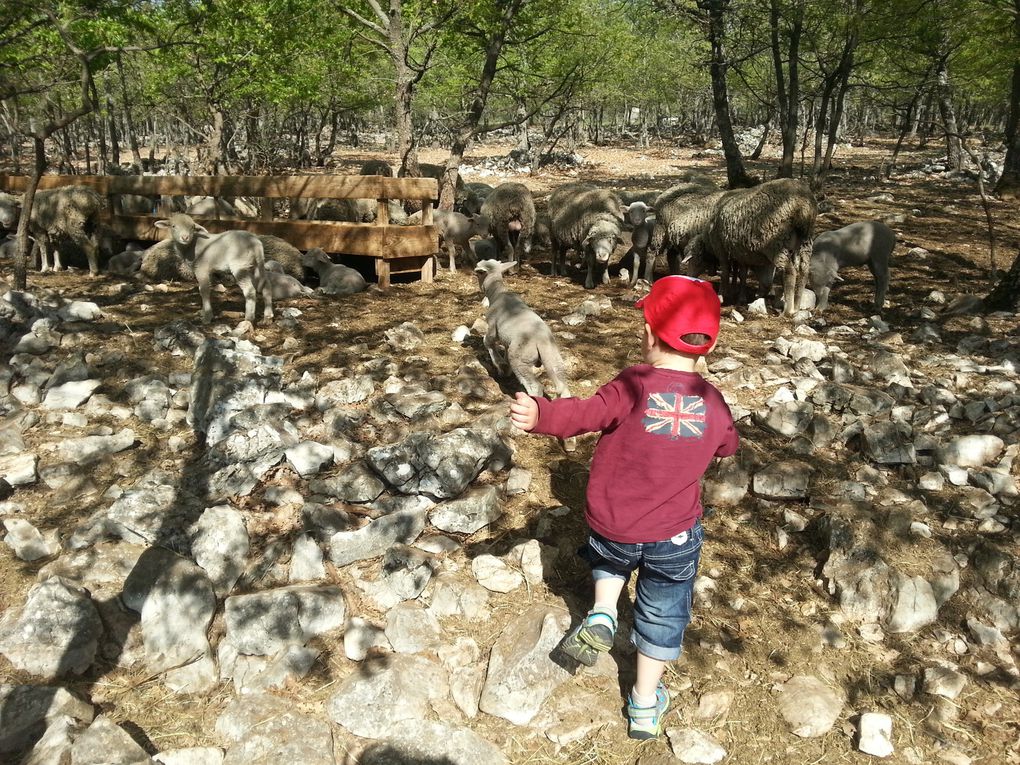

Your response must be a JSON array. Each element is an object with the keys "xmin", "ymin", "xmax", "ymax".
[
  {"xmin": 314, "ymin": 376, "xmax": 374, "ymax": 409},
  {"xmin": 309, "ymin": 462, "xmax": 385, "ymax": 503},
  {"xmin": 3, "ymin": 518, "xmax": 58, "ymax": 561},
  {"xmin": 190, "ymin": 505, "xmax": 249, "ymax": 597},
  {"xmin": 41, "ymin": 379, "xmax": 101, "ymax": 410},
  {"xmin": 429, "ymin": 485, "xmax": 503, "ymax": 534},
  {"xmin": 154, "ymin": 748, "xmax": 225, "ymax": 765},
  {"xmin": 216, "ymin": 695, "xmax": 334, "ymax": 765},
  {"xmin": 0, "ymin": 451, "xmax": 38, "ymax": 486},
  {"xmin": 56, "ymin": 428, "xmax": 135, "ymax": 464},
  {"xmin": 471, "ymin": 554, "xmax": 524, "ymax": 593},
  {"xmin": 666, "ymin": 728, "xmax": 727, "ymax": 764},
  {"xmin": 225, "ymin": 585, "xmax": 345, "ymax": 655},
  {"xmin": 385, "ymin": 601, "xmax": 443, "ymax": 653},
  {"xmin": 329, "ymin": 506, "xmax": 428, "ymax": 565},
  {"xmin": 427, "ymin": 572, "xmax": 490, "ymax": 620},
  {"xmin": 359, "ymin": 720, "xmax": 507, "ymax": 765},
  {"xmin": 923, "ymin": 665, "xmax": 967, "ymax": 699},
  {"xmin": 289, "ymin": 534, "xmax": 326, "ymax": 582},
  {"xmin": 0, "ymin": 684, "xmax": 94, "ymax": 754},
  {"xmin": 757, "ymin": 401, "xmax": 815, "ymax": 437},
  {"xmin": 857, "ymin": 712, "xmax": 894, "ymax": 758},
  {"xmin": 753, "ymin": 461, "xmax": 812, "ymax": 500},
  {"xmin": 285, "ymin": 441, "xmax": 334, "ymax": 477},
  {"xmin": 70, "ymin": 714, "xmax": 153, "ymax": 765},
  {"xmin": 344, "ymin": 616, "xmax": 389, "ymax": 661},
  {"xmin": 777, "ymin": 675, "xmax": 843, "ymax": 738},
  {"xmin": 937, "ymin": 435, "xmax": 1004, "ymax": 468},
  {"xmin": 703, "ymin": 460, "xmax": 749, "ymax": 507},
  {"xmin": 862, "ymin": 421, "xmax": 916, "ymax": 465},
  {"xmin": 384, "ymin": 321, "xmax": 425, "ymax": 351}
]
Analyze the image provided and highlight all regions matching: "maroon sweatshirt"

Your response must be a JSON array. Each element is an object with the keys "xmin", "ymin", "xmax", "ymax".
[{"xmin": 533, "ymin": 364, "xmax": 739, "ymax": 543}]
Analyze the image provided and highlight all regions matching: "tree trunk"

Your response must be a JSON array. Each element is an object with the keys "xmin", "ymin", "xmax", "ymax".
[
  {"xmin": 13, "ymin": 137, "xmax": 47, "ymax": 290},
  {"xmin": 770, "ymin": 0, "xmax": 803, "ymax": 178},
  {"xmin": 935, "ymin": 48, "xmax": 963, "ymax": 171},
  {"xmin": 702, "ymin": 0, "xmax": 756, "ymax": 188},
  {"xmin": 984, "ymin": 247, "xmax": 1020, "ymax": 312},
  {"xmin": 206, "ymin": 107, "xmax": 226, "ymax": 175},
  {"xmin": 995, "ymin": 0, "xmax": 1020, "ymax": 198},
  {"xmin": 106, "ymin": 77, "xmax": 120, "ymax": 169},
  {"xmin": 117, "ymin": 57, "xmax": 142, "ymax": 170}
]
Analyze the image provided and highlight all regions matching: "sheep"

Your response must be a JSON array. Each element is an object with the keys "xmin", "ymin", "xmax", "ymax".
[
  {"xmin": 480, "ymin": 183, "xmax": 536, "ymax": 266},
  {"xmin": 116, "ymin": 194, "xmax": 157, "ymax": 215},
  {"xmin": 185, "ymin": 196, "xmax": 238, "ymax": 219},
  {"xmin": 107, "ymin": 244, "xmax": 144, "ymax": 276},
  {"xmin": 548, "ymin": 183, "xmax": 625, "ymax": 288},
  {"xmin": 434, "ymin": 210, "xmax": 490, "ymax": 271},
  {"xmin": 705, "ymin": 178, "xmax": 818, "ymax": 317},
  {"xmin": 256, "ymin": 235, "xmax": 304, "ymax": 279},
  {"xmin": 809, "ymin": 220, "xmax": 895, "ymax": 312},
  {"xmin": 153, "ymin": 213, "xmax": 273, "ymax": 324},
  {"xmin": 360, "ymin": 159, "xmax": 394, "ymax": 176},
  {"xmin": 290, "ymin": 197, "xmax": 361, "ymax": 222},
  {"xmin": 301, "ymin": 247, "xmax": 367, "ymax": 295},
  {"xmin": 474, "ymin": 259, "xmax": 570, "ymax": 397},
  {"xmin": 263, "ymin": 263, "xmax": 314, "ymax": 299},
  {"xmin": 139, "ymin": 239, "xmax": 195, "ymax": 282},
  {"xmin": 620, "ymin": 203, "xmax": 657, "ymax": 286},
  {"xmin": 457, "ymin": 182, "xmax": 494, "ymax": 216},
  {"xmin": 470, "ymin": 237, "xmax": 499, "ymax": 263},
  {"xmin": 646, "ymin": 177, "xmax": 724, "ymax": 278},
  {"xmin": 532, "ymin": 214, "xmax": 552, "ymax": 253},
  {"xmin": 0, "ymin": 186, "xmax": 106, "ymax": 274}
]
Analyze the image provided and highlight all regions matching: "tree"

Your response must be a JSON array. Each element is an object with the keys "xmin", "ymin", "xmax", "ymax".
[{"xmin": 994, "ymin": 0, "xmax": 1020, "ymax": 197}]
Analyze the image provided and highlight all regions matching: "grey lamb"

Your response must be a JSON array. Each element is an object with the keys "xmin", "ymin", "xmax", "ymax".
[
  {"xmin": 480, "ymin": 182, "xmax": 536, "ymax": 265},
  {"xmin": 154, "ymin": 213, "xmax": 273, "ymax": 324},
  {"xmin": 619, "ymin": 200, "xmax": 657, "ymax": 285},
  {"xmin": 475, "ymin": 259, "xmax": 570, "ymax": 398},
  {"xmin": 705, "ymin": 178, "xmax": 818, "ymax": 317},
  {"xmin": 434, "ymin": 210, "xmax": 490, "ymax": 271},
  {"xmin": 302, "ymin": 248, "xmax": 367, "ymax": 295},
  {"xmin": 0, "ymin": 186, "xmax": 106, "ymax": 274},
  {"xmin": 548, "ymin": 183, "xmax": 625, "ymax": 288},
  {"xmin": 107, "ymin": 249, "xmax": 143, "ymax": 276},
  {"xmin": 810, "ymin": 220, "xmax": 895, "ymax": 312},
  {"xmin": 264, "ymin": 266, "xmax": 313, "ymax": 299}
]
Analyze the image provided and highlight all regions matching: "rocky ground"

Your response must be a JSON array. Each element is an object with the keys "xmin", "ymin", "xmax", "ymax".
[{"xmin": 0, "ymin": 140, "xmax": 1018, "ymax": 765}]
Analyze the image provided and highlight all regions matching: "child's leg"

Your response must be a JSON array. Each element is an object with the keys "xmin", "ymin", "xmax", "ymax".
[
  {"xmin": 633, "ymin": 652, "xmax": 668, "ymax": 701},
  {"xmin": 593, "ymin": 576, "xmax": 626, "ymax": 614}
]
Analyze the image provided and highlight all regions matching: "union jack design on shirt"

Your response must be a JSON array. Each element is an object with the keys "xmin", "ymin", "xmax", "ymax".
[{"xmin": 642, "ymin": 392, "xmax": 706, "ymax": 440}]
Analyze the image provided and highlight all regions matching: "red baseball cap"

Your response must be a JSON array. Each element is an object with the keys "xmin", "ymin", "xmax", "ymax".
[{"xmin": 635, "ymin": 275, "xmax": 721, "ymax": 354}]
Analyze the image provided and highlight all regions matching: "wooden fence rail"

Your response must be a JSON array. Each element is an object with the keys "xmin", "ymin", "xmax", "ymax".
[{"xmin": 0, "ymin": 174, "xmax": 440, "ymax": 288}]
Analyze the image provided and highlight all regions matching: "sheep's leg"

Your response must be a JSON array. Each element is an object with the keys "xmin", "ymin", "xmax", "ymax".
[
  {"xmin": 52, "ymin": 246, "xmax": 63, "ymax": 271},
  {"xmin": 499, "ymin": 229, "xmax": 515, "ymax": 264},
  {"xmin": 584, "ymin": 251, "xmax": 596, "ymax": 289},
  {"xmin": 794, "ymin": 243, "xmax": 811, "ymax": 314},
  {"xmin": 37, "ymin": 234, "xmax": 51, "ymax": 272},
  {"xmin": 551, "ymin": 244, "xmax": 564, "ymax": 276},
  {"xmin": 195, "ymin": 265, "xmax": 214, "ymax": 324},
  {"xmin": 484, "ymin": 330, "xmax": 510, "ymax": 376},
  {"xmin": 83, "ymin": 235, "xmax": 99, "ymax": 275},
  {"xmin": 718, "ymin": 252, "xmax": 733, "ymax": 304},
  {"xmin": 258, "ymin": 268, "xmax": 274, "ymax": 321},
  {"xmin": 868, "ymin": 255, "xmax": 889, "ymax": 312},
  {"xmin": 508, "ymin": 345, "xmax": 545, "ymax": 396},
  {"xmin": 234, "ymin": 270, "xmax": 258, "ymax": 323},
  {"xmin": 776, "ymin": 250, "xmax": 797, "ymax": 317},
  {"xmin": 816, "ymin": 284, "xmax": 831, "ymax": 312},
  {"xmin": 446, "ymin": 242, "xmax": 457, "ymax": 272}
]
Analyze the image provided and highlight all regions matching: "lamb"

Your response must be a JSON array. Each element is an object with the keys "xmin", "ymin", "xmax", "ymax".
[
  {"xmin": 705, "ymin": 178, "xmax": 818, "ymax": 317},
  {"xmin": 290, "ymin": 197, "xmax": 360, "ymax": 222},
  {"xmin": 809, "ymin": 220, "xmax": 895, "ymax": 312},
  {"xmin": 139, "ymin": 239, "xmax": 195, "ymax": 282},
  {"xmin": 301, "ymin": 248, "xmax": 367, "ymax": 295},
  {"xmin": 263, "ymin": 262, "xmax": 313, "ymax": 299},
  {"xmin": 480, "ymin": 183, "xmax": 536, "ymax": 265},
  {"xmin": 256, "ymin": 235, "xmax": 304, "ymax": 279},
  {"xmin": 474, "ymin": 259, "xmax": 570, "ymax": 397},
  {"xmin": 153, "ymin": 213, "xmax": 272, "ymax": 323},
  {"xmin": 107, "ymin": 249, "xmax": 143, "ymax": 276},
  {"xmin": 548, "ymin": 183, "xmax": 625, "ymax": 288},
  {"xmin": 360, "ymin": 159, "xmax": 394, "ymax": 176},
  {"xmin": 434, "ymin": 210, "xmax": 490, "ymax": 271},
  {"xmin": 619, "ymin": 201, "xmax": 658, "ymax": 285},
  {"xmin": 0, "ymin": 186, "xmax": 106, "ymax": 274}
]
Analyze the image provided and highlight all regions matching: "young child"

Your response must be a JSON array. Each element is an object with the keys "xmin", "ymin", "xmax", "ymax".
[{"xmin": 509, "ymin": 275, "xmax": 739, "ymax": 739}]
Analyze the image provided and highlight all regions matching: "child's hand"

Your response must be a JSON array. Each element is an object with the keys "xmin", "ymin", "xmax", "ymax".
[{"xmin": 509, "ymin": 392, "xmax": 539, "ymax": 432}]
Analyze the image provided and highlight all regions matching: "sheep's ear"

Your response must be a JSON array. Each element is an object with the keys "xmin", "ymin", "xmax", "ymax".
[
  {"xmin": 194, "ymin": 224, "xmax": 210, "ymax": 239},
  {"xmin": 498, "ymin": 261, "xmax": 516, "ymax": 274},
  {"xmin": 154, "ymin": 219, "xmax": 170, "ymax": 230}
]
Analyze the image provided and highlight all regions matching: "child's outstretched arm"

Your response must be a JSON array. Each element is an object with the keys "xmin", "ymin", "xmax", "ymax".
[{"xmin": 510, "ymin": 392, "xmax": 539, "ymax": 431}]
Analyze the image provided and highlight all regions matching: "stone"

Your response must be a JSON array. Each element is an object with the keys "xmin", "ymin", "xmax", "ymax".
[
  {"xmin": 225, "ymin": 585, "xmax": 345, "ymax": 655},
  {"xmin": 666, "ymin": 728, "xmax": 727, "ymax": 764},
  {"xmin": 344, "ymin": 616, "xmax": 390, "ymax": 660},
  {"xmin": 20, "ymin": 714, "xmax": 82, "ymax": 764},
  {"xmin": 920, "ymin": 472, "xmax": 944, "ymax": 491},
  {"xmin": 923, "ymin": 665, "xmax": 967, "ymax": 699},
  {"xmin": 3, "ymin": 518, "xmax": 58, "ymax": 561},
  {"xmin": 506, "ymin": 467, "xmax": 532, "ymax": 495},
  {"xmin": 314, "ymin": 375, "xmax": 374, "ymax": 409},
  {"xmin": 777, "ymin": 675, "xmax": 843, "ymax": 738},
  {"xmin": 428, "ymin": 572, "xmax": 490, "ymax": 620},
  {"xmin": 56, "ymin": 428, "xmax": 136, "ymax": 464},
  {"xmin": 216, "ymin": 695, "xmax": 334, "ymax": 765},
  {"xmin": 121, "ymin": 548, "xmax": 217, "ymax": 693},
  {"xmin": 385, "ymin": 388, "xmax": 448, "ymax": 419},
  {"xmin": 328, "ymin": 655, "xmax": 448, "ymax": 739},
  {"xmin": 68, "ymin": 469, "xmax": 178, "ymax": 548},
  {"xmin": 857, "ymin": 712, "xmax": 894, "ymax": 758},
  {"xmin": 0, "ymin": 451, "xmax": 37, "ymax": 486},
  {"xmin": 190, "ymin": 505, "xmax": 249, "ymax": 597},
  {"xmin": 376, "ymin": 544, "xmax": 434, "ymax": 602},
  {"xmin": 694, "ymin": 690, "xmax": 734, "ymax": 721},
  {"xmin": 758, "ymin": 401, "xmax": 815, "ymax": 437},
  {"xmin": 886, "ymin": 573, "xmax": 938, "ymax": 633},
  {"xmin": 747, "ymin": 298, "xmax": 768, "ymax": 316},
  {"xmin": 359, "ymin": 721, "xmax": 508, "ymax": 765},
  {"xmin": 452, "ymin": 325, "xmax": 471, "ymax": 343},
  {"xmin": 753, "ymin": 461, "xmax": 812, "ymax": 500},
  {"xmin": 385, "ymin": 321, "xmax": 425, "ymax": 351},
  {"xmin": 309, "ymin": 462, "xmax": 385, "ymax": 503},
  {"xmin": 703, "ymin": 460, "xmax": 749, "ymax": 506},
  {"xmin": 366, "ymin": 427, "xmax": 511, "ymax": 499},
  {"xmin": 329, "ymin": 506, "xmax": 428, "ymax": 565},
  {"xmin": 439, "ymin": 637, "xmax": 485, "ymax": 717},
  {"xmin": 937, "ymin": 435, "xmax": 1004, "ymax": 467},
  {"xmin": 58, "ymin": 300, "xmax": 101, "ymax": 322},
  {"xmin": 0, "ymin": 684, "xmax": 94, "ymax": 753},
  {"xmin": 478, "ymin": 605, "xmax": 572, "ymax": 725},
  {"xmin": 41, "ymin": 379, "xmax": 101, "ymax": 410},
  {"xmin": 787, "ymin": 338, "xmax": 827, "ymax": 362},
  {"xmin": 289, "ymin": 534, "xmax": 325, "ymax": 582},
  {"xmin": 862, "ymin": 421, "xmax": 916, "ymax": 465},
  {"xmin": 284, "ymin": 441, "xmax": 333, "ymax": 477},
  {"xmin": 0, "ymin": 578, "xmax": 101, "ymax": 678},
  {"xmin": 70, "ymin": 715, "xmax": 152, "ymax": 764},
  {"xmin": 385, "ymin": 601, "xmax": 443, "ymax": 653},
  {"xmin": 471, "ymin": 554, "xmax": 524, "ymax": 592},
  {"xmin": 509, "ymin": 538, "xmax": 547, "ymax": 586},
  {"xmin": 154, "ymin": 748, "xmax": 225, "ymax": 765},
  {"xmin": 429, "ymin": 485, "xmax": 503, "ymax": 534},
  {"xmin": 229, "ymin": 645, "xmax": 319, "ymax": 694}
]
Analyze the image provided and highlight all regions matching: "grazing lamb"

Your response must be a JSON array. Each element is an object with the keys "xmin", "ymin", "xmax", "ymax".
[
  {"xmin": 0, "ymin": 186, "xmax": 106, "ymax": 274},
  {"xmin": 257, "ymin": 235, "xmax": 304, "ymax": 279},
  {"xmin": 153, "ymin": 214, "xmax": 272, "ymax": 323},
  {"xmin": 480, "ymin": 183, "xmax": 536, "ymax": 265},
  {"xmin": 548, "ymin": 183, "xmax": 625, "ymax": 288},
  {"xmin": 360, "ymin": 159, "xmax": 394, "ymax": 176},
  {"xmin": 301, "ymin": 248, "xmax": 367, "ymax": 295},
  {"xmin": 474, "ymin": 259, "xmax": 570, "ymax": 397},
  {"xmin": 705, "ymin": 178, "xmax": 818, "ymax": 317},
  {"xmin": 434, "ymin": 210, "xmax": 490, "ymax": 271},
  {"xmin": 810, "ymin": 220, "xmax": 895, "ymax": 312}
]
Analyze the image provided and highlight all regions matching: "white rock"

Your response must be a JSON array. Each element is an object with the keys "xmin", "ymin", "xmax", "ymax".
[
  {"xmin": 919, "ymin": 472, "xmax": 944, "ymax": 491},
  {"xmin": 666, "ymin": 728, "xmax": 727, "ymax": 764},
  {"xmin": 3, "ymin": 518, "xmax": 59, "ymax": 561},
  {"xmin": 937, "ymin": 435, "xmax": 1004, "ymax": 467},
  {"xmin": 471, "ymin": 554, "xmax": 523, "ymax": 593},
  {"xmin": 747, "ymin": 298, "xmax": 768, "ymax": 316},
  {"xmin": 155, "ymin": 747, "xmax": 225, "ymax": 765},
  {"xmin": 58, "ymin": 301, "xmax": 102, "ymax": 322},
  {"xmin": 344, "ymin": 616, "xmax": 389, "ymax": 661},
  {"xmin": 923, "ymin": 665, "xmax": 967, "ymax": 699},
  {"xmin": 0, "ymin": 452, "xmax": 38, "ymax": 486},
  {"xmin": 451, "ymin": 325, "xmax": 471, "ymax": 343},
  {"xmin": 284, "ymin": 441, "xmax": 333, "ymax": 477},
  {"xmin": 857, "ymin": 712, "xmax": 894, "ymax": 757},
  {"xmin": 777, "ymin": 675, "xmax": 843, "ymax": 738},
  {"xmin": 41, "ymin": 379, "xmax": 101, "ymax": 410},
  {"xmin": 288, "ymin": 534, "xmax": 325, "ymax": 582}
]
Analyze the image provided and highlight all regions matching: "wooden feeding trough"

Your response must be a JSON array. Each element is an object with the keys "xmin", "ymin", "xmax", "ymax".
[{"xmin": 0, "ymin": 173, "xmax": 440, "ymax": 288}]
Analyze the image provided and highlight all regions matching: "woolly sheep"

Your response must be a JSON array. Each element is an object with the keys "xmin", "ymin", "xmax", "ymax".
[
  {"xmin": 619, "ymin": 201, "xmax": 658, "ymax": 285},
  {"xmin": 810, "ymin": 220, "xmax": 895, "ymax": 312},
  {"xmin": 301, "ymin": 247, "xmax": 367, "ymax": 295},
  {"xmin": 470, "ymin": 237, "xmax": 499, "ymax": 263},
  {"xmin": 0, "ymin": 186, "xmax": 106, "ymax": 274},
  {"xmin": 474, "ymin": 259, "xmax": 570, "ymax": 397},
  {"xmin": 154, "ymin": 213, "xmax": 272, "ymax": 324},
  {"xmin": 107, "ymin": 249, "xmax": 143, "ymax": 276},
  {"xmin": 264, "ymin": 268, "xmax": 313, "ymax": 299},
  {"xmin": 480, "ymin": 183, "xmax": 536, "ymax": 266},
  {"xmin": 548, "ymin": 183, "xmax": 625, "ymax": 289},
  {"xmin": 435, "ymin": 210, "xmax": 490, "ymax": 271},
  {"xmin": 360, "ymin": 159, "xmax": 394, "ymax": 176},
  {"xmin": 185, "ymin": 196, "xmax": 238, "ymax": 219},
  {"xmin": 457, "ymin": 182, "xmax": 494, "ymax": 216},
  {"xmin": 649, "ymin": 176, "xmax": 725, "ymax": 280},
  {"xmin": 705, "ymin": 178, "xmax": 818, "ymax": 317},
  {"xmin": 256, "ymin": 235, "xmax": 304, "ymax": 279},
  {"xmin": 139, "ymin": 239, "xmax": 195, "ymax": 282},
  {"xmin": 290, "ymin": 197, "xmax": 361, "ymax": 222}
]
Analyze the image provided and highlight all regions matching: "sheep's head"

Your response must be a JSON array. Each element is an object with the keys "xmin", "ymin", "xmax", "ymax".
[
  {"xmin": 154, "ymin": 213, "xmax": 208, "ymax": 248},
  {"xmin": 0, "ymin": 193, "xmax": 21, "ymax": 230},
  {"xmin": 583, "ymin": 220, "xmax": 622, "ymax": 264},
  {"xmin": 474, "ymin": 258, "xmax": 514, "ymax": 293},
  {"xmin": 301, "ymin": 247, "xmax": 332, "ymax": 271},
  {"xmin": 622, "ymin": 201, "xmax": 653, "ymax": 226}
]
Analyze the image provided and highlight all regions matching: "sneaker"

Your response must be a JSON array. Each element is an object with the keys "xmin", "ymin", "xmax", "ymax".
[
  {"xmin": 627, "ymin": 682, "xmax": 670, "ymax": 740},
  {"xmin": 560, "ymin": 609, "xmax": 617, "ymax": 666}
]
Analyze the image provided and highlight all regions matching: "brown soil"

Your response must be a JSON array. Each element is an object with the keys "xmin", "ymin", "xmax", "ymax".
[{"xmin": 1, "ymin": 138, "xmax": 1018, "ymax": 765}]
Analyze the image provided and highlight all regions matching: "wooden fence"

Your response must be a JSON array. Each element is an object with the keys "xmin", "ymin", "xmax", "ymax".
[{"xmin": 0, "ymin": 174, "xmax": 440, "ymax": 288}]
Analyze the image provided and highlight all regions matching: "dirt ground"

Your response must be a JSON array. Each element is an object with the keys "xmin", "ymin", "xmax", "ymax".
[{"xmin": 1, "ymin": 137, "xmax": 1018, "ymax": 764}]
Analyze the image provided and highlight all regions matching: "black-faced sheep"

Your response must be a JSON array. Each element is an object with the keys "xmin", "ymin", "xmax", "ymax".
[
  {"xmin": 705, "ymin": 178, "xmax": 818, "ymax": 317},
  {"xmin": 0, "ymin": 186, "xmax": 107, "ymax": 274},
  {"xmin": 474, "ymin": 259, "xmax": 570, "ymax": 397},
  {"xmin": 810, "ymin": 220, "xmax": 895, "ymax": 312},
  {"xmin": 153, "ymin": 214, "xmax": 272, "ymax": 324},
  {"xmin": 548, "ymin": 183, "xmax": 625, "ymax": 289},
  {"xmin": 479, "ymin": 183, "xmax": 536, "ymax": 265}
]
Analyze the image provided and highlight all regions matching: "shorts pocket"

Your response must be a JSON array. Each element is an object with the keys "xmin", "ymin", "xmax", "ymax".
[{"xmin": 587, "ymin": 534, "xmax": 635, "ymax": 569}]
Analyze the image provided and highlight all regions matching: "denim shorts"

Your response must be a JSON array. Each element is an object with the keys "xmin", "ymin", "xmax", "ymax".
[{"xmin": 581, "ymin": 521, "xmax": 704, "ymax": 661}]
